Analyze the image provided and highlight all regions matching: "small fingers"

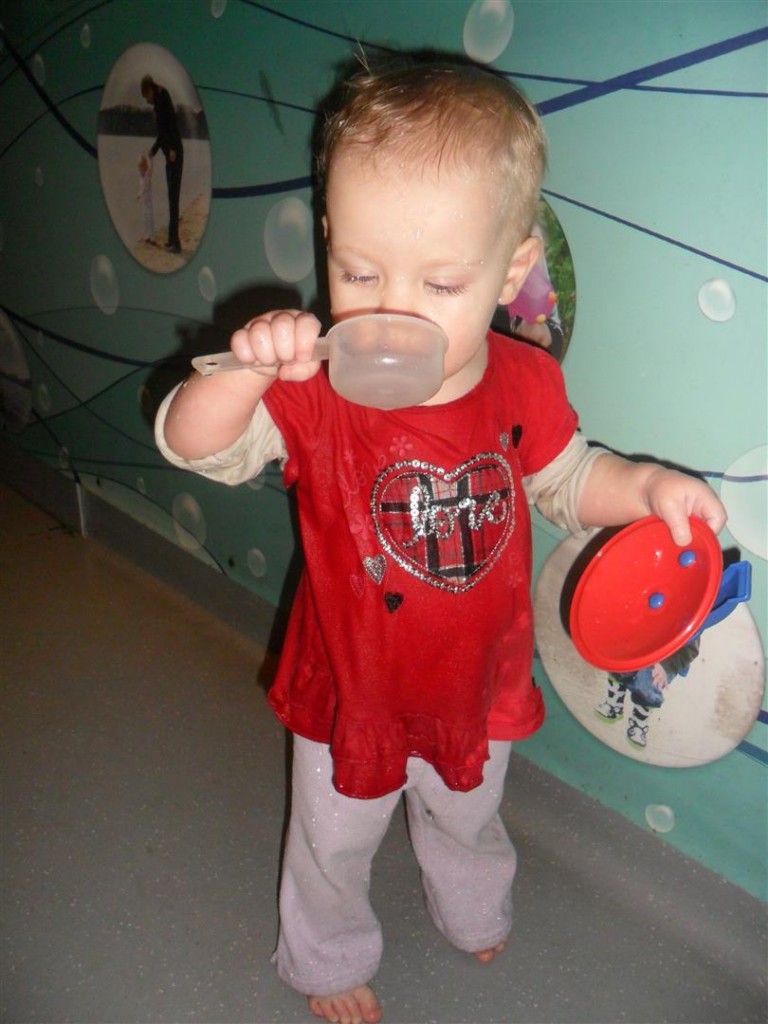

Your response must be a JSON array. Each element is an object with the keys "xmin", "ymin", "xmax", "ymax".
[
  {"xmin": 230, "ymin": 310, "xmax": 321, "ymax": 370},
  {"xmin": 665, "ymin": 513, "xmax": 693, "ymax": 547},
  {"xmin": 700, "ymin": 504, "xmax": 728, "ymax": 537},
  {"xmin": 646, "ymin": 469, "xmax": 727, "ymax": 546},
  {"xmin": 292, "ymin": 310, "xmax": 323, "ymax": 362}
]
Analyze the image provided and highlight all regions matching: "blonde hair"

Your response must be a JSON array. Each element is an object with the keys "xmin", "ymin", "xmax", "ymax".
[{"xmin": 318, "ymin": 55, "xmax": 546, "ymax": 240}]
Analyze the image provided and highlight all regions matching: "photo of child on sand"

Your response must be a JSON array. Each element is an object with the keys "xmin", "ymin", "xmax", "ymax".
[
  {"xmin": 533, "ymin": 531, "xmax": 764, "ymax": 768},
  {"xmin": 97, "ymin": 43, "xmax": 211, "ymax": 273}
]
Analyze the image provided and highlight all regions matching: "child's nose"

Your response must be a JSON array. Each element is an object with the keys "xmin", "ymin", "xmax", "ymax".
[{"xmin": 376, "ymin": 282, "xmax": 418, "ymax": 318}]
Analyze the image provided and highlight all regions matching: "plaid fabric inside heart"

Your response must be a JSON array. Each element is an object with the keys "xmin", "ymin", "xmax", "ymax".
[{"xmin": 370, "ymin": 454, "xmax": 516, "ymax": 592}]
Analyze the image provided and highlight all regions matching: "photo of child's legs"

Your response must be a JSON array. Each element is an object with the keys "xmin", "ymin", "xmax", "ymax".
[{"xmin": 276, "ymin": 737, "xmax": 516, "ymax": 1020}]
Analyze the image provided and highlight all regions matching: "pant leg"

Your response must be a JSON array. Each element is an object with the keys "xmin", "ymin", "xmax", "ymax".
[
  {"xmin": 405, "ymin": 740, "xmax": 516, "ymax": 952},
  {"xmin": 165, "ymin": 148, "xmax": 183, "ymax": 246},
  {"xmin": 275, "ymin": 736, "xmax": 402, "ymax": 997}
]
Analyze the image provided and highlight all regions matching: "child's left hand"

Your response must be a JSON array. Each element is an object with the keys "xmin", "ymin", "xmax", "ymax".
[
  {"xmin": 642, "ymin": 466, "xmax": 727, "ymax": 545},
  {"xmin": 578, "ymin": 454, "xmax": 727, "ymax": 547}
]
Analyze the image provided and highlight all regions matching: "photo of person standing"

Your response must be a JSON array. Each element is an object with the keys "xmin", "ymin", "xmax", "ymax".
[{"xmin": 141, "ymin": 73, "xmax": 183, "ymax": 253}]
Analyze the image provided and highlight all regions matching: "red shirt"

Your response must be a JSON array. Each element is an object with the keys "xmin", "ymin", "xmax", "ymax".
[{"xmin": 263, "ymin": 332, "xmax": 578, "ymax": 798}]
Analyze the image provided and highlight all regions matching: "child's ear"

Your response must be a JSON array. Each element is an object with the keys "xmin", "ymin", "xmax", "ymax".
[{"xmin": 498, "ymin": 235, "xmax": 541, "ymax": 305}]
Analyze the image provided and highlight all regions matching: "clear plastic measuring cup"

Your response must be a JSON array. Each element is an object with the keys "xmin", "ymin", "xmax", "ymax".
[{"xmin": 191, "ymin": 313, "xmax": 448, "ymax": 410}]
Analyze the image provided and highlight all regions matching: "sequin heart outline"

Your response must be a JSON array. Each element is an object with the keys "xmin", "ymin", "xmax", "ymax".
[
  {"xmin": 370, "ymin": 453, "xmax": 516, "ymax": 594},
  {"xmin": 363, "ymin": 554, "xmax": 386, "ymax": 585}
]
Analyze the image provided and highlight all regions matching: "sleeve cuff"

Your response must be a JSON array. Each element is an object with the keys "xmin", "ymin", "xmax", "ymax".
[
  {"xmin": 154, "ymin": 384, "xmax": 287, "ymax": 486},
  {"xmin": 523, "ymin": 433, "xmax": 610, "ymax": 535}
]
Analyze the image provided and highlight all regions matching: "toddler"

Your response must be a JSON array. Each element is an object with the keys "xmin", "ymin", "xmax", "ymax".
[{"xmin": 156, "ymin": 56, "xmax": 725, "ymax": 1024}]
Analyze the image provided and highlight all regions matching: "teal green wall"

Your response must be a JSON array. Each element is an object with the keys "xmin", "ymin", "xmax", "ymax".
[{"xmin": 1, "ymin": 1, "xmax": 765, "ymax": 899}]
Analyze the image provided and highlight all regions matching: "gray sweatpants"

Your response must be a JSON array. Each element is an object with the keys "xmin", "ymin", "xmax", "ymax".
[{"xmin": 275, "ymin": 736, "xmax": 517, "ymax": 997}]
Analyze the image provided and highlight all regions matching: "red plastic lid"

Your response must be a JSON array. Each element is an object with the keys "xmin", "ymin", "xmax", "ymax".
[{"xmin": 569, "ymin": 516, "xmax": 722, "ymax": 672}]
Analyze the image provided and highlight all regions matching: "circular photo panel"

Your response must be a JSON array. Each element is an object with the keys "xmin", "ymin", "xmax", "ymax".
[
  {"xmin": 491, "ymin": 198, "xmax": 576, "ymax": 363},
  {"xmin": 534, "ymin": 530, "xmax": 764, "ymax": 767},
  {"xmin": 97, "ymin": 43, "xmax": 212, "ymax": 273}
]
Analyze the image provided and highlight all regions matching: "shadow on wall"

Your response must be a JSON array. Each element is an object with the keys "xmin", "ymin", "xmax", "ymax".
[
  {"xmin": 142, "ymin": 281, "xmax": 321, "ymax": 656},
  {"xmin": 141, "ymin": 282, "xmax": 327, "ymax": 427}
]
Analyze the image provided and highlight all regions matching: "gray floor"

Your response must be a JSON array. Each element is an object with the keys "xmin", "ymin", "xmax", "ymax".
[{"xmin": 2, "ymin": 483, "xmax": 766, "ymax": 1024}]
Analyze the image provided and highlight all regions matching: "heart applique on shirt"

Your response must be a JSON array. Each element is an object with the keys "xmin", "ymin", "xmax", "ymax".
[{"xmin": 370, "ymin": 454, "xmax": 516, "ymax": 593}]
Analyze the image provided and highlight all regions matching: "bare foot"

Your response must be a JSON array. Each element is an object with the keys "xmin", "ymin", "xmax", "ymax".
[
  {"xmin": 474, "ymin": 941, "xmax": 506, "ymax": 964},
  {"xmin": 308, "ymin": 983, "xmax": 382, "ymax": 1024}
]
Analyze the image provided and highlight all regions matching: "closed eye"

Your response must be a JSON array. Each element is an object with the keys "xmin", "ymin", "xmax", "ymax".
[
  {"xmin": 427, "ymin": 282, "xmax": 467, "ymax": 296},
  {"xmin": 340, "ymin": 271, "xmax": 377, "ymax": 286}
]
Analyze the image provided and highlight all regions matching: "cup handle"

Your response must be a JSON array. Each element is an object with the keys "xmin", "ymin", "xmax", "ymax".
[{"xmin": 191, "ymin": 336, "xmax": 329, "ymax": 376}]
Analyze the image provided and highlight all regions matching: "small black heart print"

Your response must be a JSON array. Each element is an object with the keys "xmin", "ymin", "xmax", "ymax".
[{"xmin": 385, "ymin": 592, "xmax": 404, "ymax": 613}]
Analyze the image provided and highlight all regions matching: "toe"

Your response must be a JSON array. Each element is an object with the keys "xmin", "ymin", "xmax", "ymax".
[{"xmin": 474, "ymin": 941, "xmax": 507, "ymax": 964}]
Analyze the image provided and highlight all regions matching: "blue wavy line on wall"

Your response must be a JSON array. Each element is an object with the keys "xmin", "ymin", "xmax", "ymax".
[
  {"xmin": 0, "ymin": 29, "xmax": 97, "ymax": 157},
  {"xmin": 0, "ymin": 0, "xmax": 111, "ymax": 80},
  {"xmin": 213, "ymin": 175, "xmax": 313, "ymax": 199},
  {"xmin": 6, "ymin": 302, "xmax": 767, "ymax": 494},
  {"xmin": 246, "ymin": 0, "xmax": 768, "ymax": 103},
  {"xmin": 4, "ymin": 304, "xmax": 288, "ymax": 490},
  {"xmin": 0, "ymin": 84, "xmax": 102, "ymax": 161},
  {"xmin": 738, "ymin": 739, "xmax": 768, "ymax": 766},
  {"xmin": 535, "ymin": 26, "xmax": 768, "ymax": 114},
  {"xmin": 2, "ymin": 18, "xmax": 766, "ymax": 465},
  {"xmin": 2, "ymin": 18, "xmax": 764, "ymax": 279},
  {"xmin": 17, "ymin": 331, "xmax": 768, "ymax": 766},
  {"xmin": 6, "ymin": 306, "xmax": 176, "ymax": 368},
  {"xmin": 29, "ymin": 444, "xmax": 231, "ymax": 573},
  {"xmin": 8, "ymin": 314, "xmax": 163, "ymax": 453},
  {"xmin": 541, "ymin": 189, "xmax": 768, "ymax": 285}
]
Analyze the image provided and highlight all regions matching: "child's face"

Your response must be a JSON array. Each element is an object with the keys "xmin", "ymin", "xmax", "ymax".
[{"xmin": 324, "ymin": 146, "xmax": 539, "ymax": 403}]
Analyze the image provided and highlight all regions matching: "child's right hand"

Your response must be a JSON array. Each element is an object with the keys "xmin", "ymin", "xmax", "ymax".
[
  {"xmin": 163, "ymin": 310, "xmax": 322, "ymax": 461},
  {"xmin": 230, "ymin": 309, "xmax": 323, "ymax": 384}
]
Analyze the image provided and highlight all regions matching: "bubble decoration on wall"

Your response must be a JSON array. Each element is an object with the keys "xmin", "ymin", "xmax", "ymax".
[
  {"xmin": 210, "ymin": 0, "xmax": 228, "ymax": 17},
  {"xmin": 198, "ymin": 265, "xmax": 217, "ymax": 302},
  {"xmin": 246, "ymin": 470, "xmax": 267, "ymax": 492},
  {"xmin": 721, "ymin": 445, "xmax": 767, "ymax": 561},
  {"xmin": 138, "ymin": 384, "xmax": 154, "ymax": 419},
  {"xmin": 80, "ymin": 24, "xmax": 91, "ymax": 49},
  {"xmin": 36, "ymin": 382, "xmax": 51, "ymax": 414},
  {"xmin": 172, "ymin": 492, "xmax": 206, "ymax": 550},
  {"xmin": 90, "ymin": 254, "xmax": 120, "ymax": 315},
  {"xmin": 247, "ymin": 547, "xmax": 268, "ymax": 579},
  {"xmin": 463, "ymin": 0, "xmax": 515, "ymax": 64},
  {"xmin": 698, "ymin": 278, "xmax": 736, "ymax": 322},
  {"xmin": 32, "ymin": 52, "xmax": 46, "ymax": 86},
  {"xmin": 0, "ymin": 309, "xmax": 31, "ymax": 433},
  {"xmin": 645, "ymin": 804, "xmax": 676, "ymax": 833},
  {"xmin": 264, "ymin": 196, "xmax": 314, "ymax": 283},
  {"xmin": 34, "ymin": 167, "xmax": 44, "ymax": 187},
  {"xmin": 97, "ymin": 43, "xmax": 212, "ymax": 273}
]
